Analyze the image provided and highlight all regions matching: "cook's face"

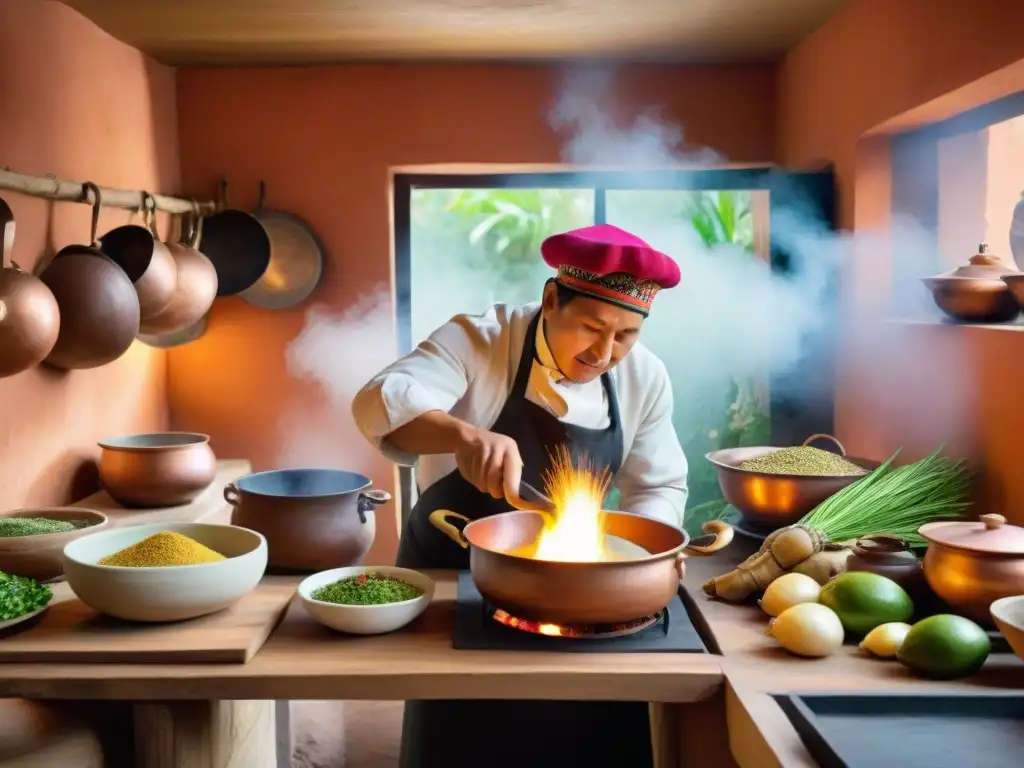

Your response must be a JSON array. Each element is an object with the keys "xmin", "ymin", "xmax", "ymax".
[{"xmin": 542, "ymin": 284, "xmax": 644, "ymax": 383}]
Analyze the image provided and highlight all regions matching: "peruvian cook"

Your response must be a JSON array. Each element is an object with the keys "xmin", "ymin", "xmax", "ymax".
[{"xmin": 352, "ymin": 224, "xmax": 688, "ymax": 768}]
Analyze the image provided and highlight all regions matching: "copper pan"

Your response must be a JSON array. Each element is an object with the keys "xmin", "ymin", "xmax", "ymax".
[
  {"xmin": 40, "ymin": 184, "xmax": 140, "ymax": 370},
  {"xmin": 429, "ymin": 509, "xmax": 733, "ymax": 625},
  {"xmin": 0, "ymin": 196, "xmax": 61, "ymax": 377},
  {"xmin": 138, "ymin": 204, "xmax": 218, "ymax": 336},
  {"xmin": 98, "ymin": 192, "xmax": 177, "ymax": 320}
]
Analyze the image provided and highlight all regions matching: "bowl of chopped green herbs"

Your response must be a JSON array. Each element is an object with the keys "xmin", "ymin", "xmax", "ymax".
[
  {"xmin": 298, "ymin": 566, "xmax": 434, "ymax": 635},
  {"xmin": 0, "ymin": 507, "xmax": 108, "ymax": 582}
]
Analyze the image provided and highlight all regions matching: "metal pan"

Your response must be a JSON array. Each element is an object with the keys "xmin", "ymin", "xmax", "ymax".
[
  {"xmin": 198, "ymin": 178, "xmax": 272, "ymax": 297},
  {"xmin": 429, "ymin": 509, "xmax": 733, "ymax": 625},
  {"xmin": 242, "ymin": 180, "xmax": 324, "ymax": 310}
]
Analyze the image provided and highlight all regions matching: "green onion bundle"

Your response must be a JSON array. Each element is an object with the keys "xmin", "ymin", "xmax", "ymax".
[{"xmin": 800, "ymin": 447, "xmax": 974, "ymax": 547}]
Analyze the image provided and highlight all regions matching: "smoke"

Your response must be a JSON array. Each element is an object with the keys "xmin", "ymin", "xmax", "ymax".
[
  {"xmin": 281, "ymin": 63, "xmax": 976, "ymax": 485},
  {"xmin": 277, "ymin": 290, "xmax": 396, "ymax": 473}
]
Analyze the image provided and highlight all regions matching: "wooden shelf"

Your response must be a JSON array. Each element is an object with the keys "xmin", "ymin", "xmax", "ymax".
[{"xmin": 67, "ymin": 460, "xmax": 251, "ymax": 528}]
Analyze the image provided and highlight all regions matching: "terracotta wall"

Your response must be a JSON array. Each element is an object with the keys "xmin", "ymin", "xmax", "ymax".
[
  {"xmin": 777, "ymin": 0, "xmax": 1024, "ymax": 519},
  {"xmin": 0, "ymin": 0, "xmax": 179, "ymax": 509},
  {"xmin": 172, "ymin": 63, "xmax": 777, "ymax": 563}
]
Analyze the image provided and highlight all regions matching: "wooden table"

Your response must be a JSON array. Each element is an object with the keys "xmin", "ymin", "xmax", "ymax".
[{"xmin": 0, "ymin": 573, "xmax": 725, "ymax": 767}]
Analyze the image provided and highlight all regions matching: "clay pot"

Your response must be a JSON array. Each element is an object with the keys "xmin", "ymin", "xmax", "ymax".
[
  {"xmin": 920, "ymin": 513, "xmax": 1024, "ymax": 624},
  {"xmin": 921, "ymin": 243, "xmax": 1021, "ymax": 323},
  {"xmin": 224, "ymin": 469, "xmax": 390, "ymax": 572},
  {"xmin": 846, "ymin": 535, "xmax": 927, "ymax": 600},
  {"xmin": 97, "ymin": 433, "xmax": 217, "ymax": 508}
]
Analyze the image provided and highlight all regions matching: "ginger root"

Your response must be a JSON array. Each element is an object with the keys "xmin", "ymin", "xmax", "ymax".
[
  {"xmin": 702, "ymin": 523, "xmax": 833, "ymax": 602},
  {"xmin": 791, "ymin": 543, "xmax": 852, "ymax": 585}
]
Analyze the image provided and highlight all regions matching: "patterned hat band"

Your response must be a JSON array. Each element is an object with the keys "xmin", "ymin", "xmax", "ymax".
[{"xmin": 556, "ymin": 265, "xmax": 662, "ymax": 314}]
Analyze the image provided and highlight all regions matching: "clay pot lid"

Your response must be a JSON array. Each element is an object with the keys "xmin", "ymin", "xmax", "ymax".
[
  {"xmin": 919, "ymin": 514, "xmax": 1024, "ymax": 555},
  {"xmin": 929, "ymin": 243, "xmax": 1020, "ymax": 280}
]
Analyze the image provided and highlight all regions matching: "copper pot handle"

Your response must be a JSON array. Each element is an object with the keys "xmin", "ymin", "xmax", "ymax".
[
  {"xmin": 223, "ymin": 483, "xmax": 240, "ymax": 505},
  {"xmin": 683, "ymin": 520, "xmax": 734, "ymax": 556},
  {"xmin": 356, "ymin": 489, "xmax": 391, "ymax": 524},
  {"xmin": 802, "ymin": 433, "xmax": 847, "ymax": 456},
  {"xmin": 428, "ymin": 509, "xmax": 471, "ymax": 549}
]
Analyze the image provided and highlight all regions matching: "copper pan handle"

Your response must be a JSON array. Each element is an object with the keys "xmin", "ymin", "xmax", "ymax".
[
  {"xmin": 428, "ymin": 509, "xmax": 471, "ymax": 549},
  {"xmin": 682, "ymin": 520, "xmax": 734, "ymax": 556}
]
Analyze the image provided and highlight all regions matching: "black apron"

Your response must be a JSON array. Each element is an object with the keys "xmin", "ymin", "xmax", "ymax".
[{"xmin": 395, "ymin": 309, "xmax": 654, "ymax": 768}]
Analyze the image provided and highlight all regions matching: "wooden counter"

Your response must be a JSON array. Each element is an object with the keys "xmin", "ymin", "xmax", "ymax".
[
  {"xmin": 0, "ymin": 573, "xmax": 722, "ymax": 703},
  {"xmin": 683, "ymin": 544, "xmax": 1024, "ymax": 768}
]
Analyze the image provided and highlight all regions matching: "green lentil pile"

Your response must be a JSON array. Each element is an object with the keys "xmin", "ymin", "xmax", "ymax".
[
  {"xmin": 313, "ymin": 573, "xmax": 424, "ymax": 606},
  {"xmin": 0, "ymin": 570, "xmax": 53, "ymax": 622},
  {"xmin": 739, "ymin": 446, "xmax": 867, "ymax": 477},
  {"xmin": 0, "ymin": 517, "xmax": 80, "ymax": 538}
]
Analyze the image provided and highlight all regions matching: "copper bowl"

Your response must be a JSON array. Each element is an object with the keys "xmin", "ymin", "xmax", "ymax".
[
  {"xmin": 0, "ymin": 507, "xmax": 108, "ymax": 581},
  {"xmin": 97, "ymin": 432, "xmax": 216, "ymax": 509},
  {"xmin": 705, "ymin": 437, "xmax": 878, "ymax": 526}
]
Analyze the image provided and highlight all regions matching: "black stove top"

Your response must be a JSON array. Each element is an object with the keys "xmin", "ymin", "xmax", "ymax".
[{"xmin": 452, "ymin": 572, "xmax": 709, "ymax": 653}]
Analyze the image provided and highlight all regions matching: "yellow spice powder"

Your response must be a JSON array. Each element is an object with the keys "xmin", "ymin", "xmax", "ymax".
[{"xmin": 99, "ymin": 531, "xmax": 226, "ymax": 567}]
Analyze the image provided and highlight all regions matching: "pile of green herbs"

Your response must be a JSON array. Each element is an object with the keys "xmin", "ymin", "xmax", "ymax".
[
  {"xmin": 799, "ymin": 448, "xmax": 974, "ymax": 547},
  {"xmin": 313, "ymin": 573, "xmax": 423, "ymax": 606},
  {"xmin": 0, "ymin": 517, "xmax": 86, "ymax": 538},
  {"xmin": 0, "ymin": 570, "xmax": 52, "ymax": 622}
]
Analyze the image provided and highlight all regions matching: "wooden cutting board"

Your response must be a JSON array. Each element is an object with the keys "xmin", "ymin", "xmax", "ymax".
[{"xmin": 0, "ymin": 579, "xmax": 294, "ymax": 664}]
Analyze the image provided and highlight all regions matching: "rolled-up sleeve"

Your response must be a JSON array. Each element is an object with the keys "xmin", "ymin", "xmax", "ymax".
[
  {"xmin": 616, "ymin": 361, "xmax": 689, "ymax": 528},
  {"xmin": 351, "ymin": 310, "xmax": 501, "ymax": 466}
]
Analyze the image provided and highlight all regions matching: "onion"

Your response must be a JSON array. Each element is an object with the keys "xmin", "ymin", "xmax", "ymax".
[
  {"xmin": 859, "ymin": 622, "xmax": 912, "ymax": 658},
  {"xmin": 766, "ymin": 603, "xmax": 845, "ymax": 657},
  {"xmin": 758, "ymin": 572, "xmax": 822, "ymax": 617}
]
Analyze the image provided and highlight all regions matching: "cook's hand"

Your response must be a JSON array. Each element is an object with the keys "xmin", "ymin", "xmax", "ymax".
[{"xmin": 455, "ymin": 427, "xmax": 523, "ymax": 501}]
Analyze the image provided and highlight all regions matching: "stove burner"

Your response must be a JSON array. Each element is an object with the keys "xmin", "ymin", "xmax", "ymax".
[{"xmin": 486, "ymin": 603, "xmax": 671, "ymax": 639}]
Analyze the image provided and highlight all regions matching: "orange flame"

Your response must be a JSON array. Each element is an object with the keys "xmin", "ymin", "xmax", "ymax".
[{"xmin": 532, "ymin": 445, "xmax": 613, "ymax": 562}]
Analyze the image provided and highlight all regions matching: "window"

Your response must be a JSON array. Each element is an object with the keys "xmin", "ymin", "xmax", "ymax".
[
  {"xmin": 891, "ymin": 91, "xmax": 1024, "ymax": 319},
  {"xmin": 394, "ymin": 170, "xmax": 836, "ymax": 538}
]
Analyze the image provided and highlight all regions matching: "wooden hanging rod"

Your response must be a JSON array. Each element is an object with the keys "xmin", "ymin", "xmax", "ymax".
[{"xmin": 0, "ymin": 167, "xmax": 217, "ymax": 215}]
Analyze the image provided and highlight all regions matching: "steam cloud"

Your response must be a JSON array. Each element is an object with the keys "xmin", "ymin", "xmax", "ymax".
[{"xmin": 281, "ymin": 63, "xmax": 971, "ymax": 481}]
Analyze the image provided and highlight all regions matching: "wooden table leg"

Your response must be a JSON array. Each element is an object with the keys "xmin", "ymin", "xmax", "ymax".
[
  {"xmin": 651, "ymin": 690, "xmax": 738, "ymax": 768},
  {"xmin": 134, "ymin": 700, "xmax": 277, "ymax": 768}
]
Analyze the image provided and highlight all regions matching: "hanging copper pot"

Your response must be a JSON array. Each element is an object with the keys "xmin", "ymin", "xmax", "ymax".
[
  {"xmin": 40, "ymin": 183, "xmax": 141, "ymax": 370},
  {"xmin": 138, "ymin": 203, "xmax": 218, "ymax": 337},
  {"xmin": 0, "ymin": 196, "xmax": 61, "ymax": 378},
  {"xmin": 98, "ymin": 191, "xmax": 177, "ymax": 320}
]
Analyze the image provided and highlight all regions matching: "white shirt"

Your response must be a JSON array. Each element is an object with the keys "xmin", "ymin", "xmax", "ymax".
[{"xmin": 351, "ymin": 303, "xmax": 689, "ymax": 526}]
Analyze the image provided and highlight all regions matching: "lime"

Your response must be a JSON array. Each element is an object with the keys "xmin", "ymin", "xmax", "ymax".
[
  {"xmin": 819, "ymin": 571, "xmax": 914, "ymax": 636},
  {"xmin": 897, "ymin": 614, "xmax": 991, "ymax": 679}
]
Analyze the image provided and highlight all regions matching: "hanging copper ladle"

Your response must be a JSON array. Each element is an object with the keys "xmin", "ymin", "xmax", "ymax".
[{"xmin": 0, "ymin": 196, "xmax": 61, "ymax": 378}]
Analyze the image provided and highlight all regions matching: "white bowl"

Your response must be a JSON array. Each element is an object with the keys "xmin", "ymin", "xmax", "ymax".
[
  {"xmin": 62, "ymin": 522, "xmax": 267, "ymax": 622},
  {"xmin": 991, "ymin": 595, "xmax": 1024, "ymax": 661},
  {"xmin": 298, "ymin": 566, "xmax": 434, "ymax": 635}
]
